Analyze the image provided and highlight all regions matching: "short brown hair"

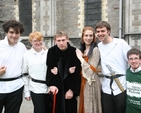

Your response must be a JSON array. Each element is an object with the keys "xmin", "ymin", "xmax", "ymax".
[
  {"xmin": 54, "ymin": 31, "xmax": 68, "ymax": 39},
  {"xmin": 2, "ymin": 20, "xmax": 24, "ymax": 34},
  {"xmin": 95, "ymin": 21, "xmax": 111, "ymax": 31},
  {"xmin": 127, "ymin": 48, "xmax": 141, "ymax": 59}
]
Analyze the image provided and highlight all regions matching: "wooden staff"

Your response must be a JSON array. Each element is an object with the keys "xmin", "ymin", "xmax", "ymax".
[{"xmin": 52, "ymin": 91, "xmax": 56, "ymax": 113}]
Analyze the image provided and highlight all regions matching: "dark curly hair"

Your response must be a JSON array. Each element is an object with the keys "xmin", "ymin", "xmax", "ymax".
[{"xmin": 2, "ymin": 20, "xmax": 24, "ymax": 34}]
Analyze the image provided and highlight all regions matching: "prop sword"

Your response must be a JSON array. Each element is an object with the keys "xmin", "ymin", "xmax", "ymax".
[{"xmin": 106, "ymin": 64, "xmax": 124, "ymax": 92}]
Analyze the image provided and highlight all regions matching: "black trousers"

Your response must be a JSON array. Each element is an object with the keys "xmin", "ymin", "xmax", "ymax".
[
  {"xmin": 101, "ymin": 91, "xmax": 126, "ymax": 113},
  {"xmin": 0, "ymin": 86, "xmax": 24, "ymax": 113},
  {"xmin": 31, "ymin": 91, "xmax": 52, "ymax": 113}
]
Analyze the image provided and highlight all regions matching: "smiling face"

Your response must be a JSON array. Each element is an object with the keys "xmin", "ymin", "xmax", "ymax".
[
  {"xmin": 6, "ymin": 28, "xmax": 21, "ymax": 46},
  {"xmin": 128, "ymin": 54, "xmax": 141, "ymax": 70},
  {"xmin": 29, "ymin": 31, "xmax": 43, "ymax": 52},
  {"xmin": 83, "ymin": 30, "xmax": 94, "ymax": 46},
  {"xmin": 95, "ymin": 27, "xmax": 110, "ymax": 43},
  {"xmin": 30, "ymin": 37, "xmax": 43, "ymax": 52}
]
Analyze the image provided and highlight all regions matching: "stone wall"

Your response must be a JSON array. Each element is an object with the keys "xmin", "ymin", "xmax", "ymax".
[
  {"xmin": 0, "ymin": 0, "xmax": 16, "ymax": 39},
  {"xmin": 56, "ymin": 0, "xmax": 81, "ymax": 38},
  {"xmin": 125, "ymin": 0, "xmax": 141, "ymax": 50},
  {"xmin": 102, "ymin": 0, "xmax": 120, "ymax": 37},
  {"xmin": 125, "ymin": 0, "xmax": 141, "ymax": 33},
  {"xmin": 0, "ymin": 0, "xmax": 16, "ymax": 20},
  {"xmin": 32, "ymin": 0, "xmax": 41, "ymax": 32}
]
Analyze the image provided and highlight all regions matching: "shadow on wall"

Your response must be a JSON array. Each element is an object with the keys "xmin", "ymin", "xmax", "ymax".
[
  {"xmin": 21, "ymin": 39, "xmax": 32, "ymax": 50},
  {"xmin": 0, "ymin": 20, "xmax": 5, "ymax": 40},
  {"xmin": 0, "ymin": 32, "xmax": 5, "ymax": 40}
]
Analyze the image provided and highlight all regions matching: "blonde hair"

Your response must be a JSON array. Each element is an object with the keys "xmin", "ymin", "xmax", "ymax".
[
  {"xmin": 28, "ymin": 31, "xmax": 43, "ymax": 42},
  {"xmin": 54, "ymin": 31, "xmax": 68, "ymax": 39}
]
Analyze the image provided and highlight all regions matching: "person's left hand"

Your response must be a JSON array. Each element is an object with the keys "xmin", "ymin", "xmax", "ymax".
[
  {"xmin": 69, "ymin": 66, "xmax": 76, "ymax": 74},
  {"xmin": 65, "ymin": 89, "xmax": 73, "ymax": 99}
]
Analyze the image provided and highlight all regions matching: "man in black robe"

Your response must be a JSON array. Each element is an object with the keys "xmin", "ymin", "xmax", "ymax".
[{"xmin": 46, "ymin": 31, "xmax": 81, "ymax": 113}]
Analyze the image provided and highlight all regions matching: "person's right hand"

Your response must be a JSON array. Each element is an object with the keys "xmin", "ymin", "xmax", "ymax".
[
  {"xmin": 49, "ymin": 86, "xmax": 58, "ymax": 94},
  {"xmin": 51, "ymin": 67, "xmax": 58, "ymax": 75},
  {"xmin": 25, "ymin": 96, "xmax": 31, "ymax": 101},
  {"xmin": 0, "ymin": 66, "xmax": 7, "ymax": 75}
]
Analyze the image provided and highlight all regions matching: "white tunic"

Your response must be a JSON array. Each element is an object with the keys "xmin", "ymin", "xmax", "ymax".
[
  {"xmin": 0, "ymin": 36, "xmax": 27, "ymax": 93},
  {"xmin": 22, "ymin": 48, "xmax": 49, "ymax": 97},
  {"xmin": 98, "ymin": 38, "xmax": 131, "ymax": 95}
]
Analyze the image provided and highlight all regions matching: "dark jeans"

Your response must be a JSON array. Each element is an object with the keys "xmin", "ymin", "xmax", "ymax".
[
  {"xmin": 31, "ymin": 91, "xmax": 52, "ymax": 113},
  {"xmin": 0, "ymin": 86, "xmax": 24, "ymax": 113},
  {"xmin": 101, "ymin": 91, "xmax": 126, "ymax": 113}
]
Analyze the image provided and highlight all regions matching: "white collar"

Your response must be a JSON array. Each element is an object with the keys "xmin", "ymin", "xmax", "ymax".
[
  {"xmin": 31, "ymin": 48, "xmax": 45, "ymax": 55},
  {"xmin": 130, "ymin": 66, "xmax": 141, "ymax": 73}
]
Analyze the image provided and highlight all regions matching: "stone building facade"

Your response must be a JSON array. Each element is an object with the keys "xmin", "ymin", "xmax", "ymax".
[{"xmin": 0, "ymin": 0, "xmax": 141, "ymax": 49}]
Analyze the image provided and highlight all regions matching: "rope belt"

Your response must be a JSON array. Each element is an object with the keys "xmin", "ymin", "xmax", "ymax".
[
  {"xmin": 31, "ymin": 78, "xmax": 46, "ymax": 84},
  {"xmin": 105, "ymin": 74, "xmax": 124, "ymax": 90},
  {"xmin": 0, "ymin": 73, "xmax": 28, "ymax": 81}
]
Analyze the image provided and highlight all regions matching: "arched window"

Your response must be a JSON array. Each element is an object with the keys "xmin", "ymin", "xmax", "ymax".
[
  {"xmin": 19, "ymin": 0, "xmax": 32, "ymax": 36},
  {"xmin": 85, "ymin": 0, "xmax": 101, "ymax": 28}
]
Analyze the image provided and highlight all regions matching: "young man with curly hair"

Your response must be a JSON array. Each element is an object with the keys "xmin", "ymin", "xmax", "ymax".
[{"xmin": 0, "ymin": 20, "xmax": 27, "ymax": 113}]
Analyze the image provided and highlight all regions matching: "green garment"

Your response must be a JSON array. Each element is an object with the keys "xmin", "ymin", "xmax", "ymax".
[{"xmin": 126, "ymin": 69, "xmax": 141, "ymax": 113}]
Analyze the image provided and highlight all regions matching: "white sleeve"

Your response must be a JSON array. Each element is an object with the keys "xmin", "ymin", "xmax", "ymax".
[{"xmin": 22, "ymin": 53, "xmax": 30, "ymax": 97}]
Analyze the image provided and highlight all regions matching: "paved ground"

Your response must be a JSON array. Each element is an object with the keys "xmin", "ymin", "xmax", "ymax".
[
  {"xmin": 20, "ymin": 99, "xmax": 33, "ymax": 113},
  {"xmin": 2, "ymin": 98, "xmax": 33, "ymax": 113},
  {"xmin": 2, "ymin": 76, "xmax": 104, "ymax": 113}
]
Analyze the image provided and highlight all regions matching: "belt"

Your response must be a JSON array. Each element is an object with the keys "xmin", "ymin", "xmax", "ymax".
[
  {"xmin": 0, "ymin": 73, "xmax": 28, "ymax": 81},
  {"xmin": 105, "ymin": 74, "xmax": 124, "ymax": 90},
  {"xmin": 105, "ymin": 74, "xmax": 124, "ymax": 79},
  {"xmin": 31, "ymin": 78, "xmax": 46, "ymax": 84}
]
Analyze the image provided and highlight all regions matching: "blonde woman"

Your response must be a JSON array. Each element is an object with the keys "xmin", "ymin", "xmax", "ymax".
[{"xmin": 23, "ymin": 31, "xmax": 51, "ymax": 113}]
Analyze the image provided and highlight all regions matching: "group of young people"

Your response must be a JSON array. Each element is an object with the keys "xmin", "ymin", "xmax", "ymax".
[{"xmin": 0, "ymin": 19, "xmax": 141, "ymax": 113}]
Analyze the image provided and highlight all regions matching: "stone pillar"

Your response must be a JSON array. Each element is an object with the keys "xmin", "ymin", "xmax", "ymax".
[
  {"xmin": 102, "ymin": 0, "xmax": 108, "ymax": 21},
  {"xmin": 78, "ymin": 0, "xmax": 84, "ymax": 37},
  {"xmin": 125, "ymin": 0, "xmax": 141, "ymax": 50}
]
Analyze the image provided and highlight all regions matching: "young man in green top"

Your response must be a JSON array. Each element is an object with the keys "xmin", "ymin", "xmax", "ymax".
[{"xmin": 126, "ymin": 48, "xmax": 141, "ymax": 113}]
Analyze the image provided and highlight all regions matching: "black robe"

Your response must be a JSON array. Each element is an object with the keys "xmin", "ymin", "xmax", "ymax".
[{"xmin": 46, "ymin": 43, "xmax": 81, "ymax": 113}]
